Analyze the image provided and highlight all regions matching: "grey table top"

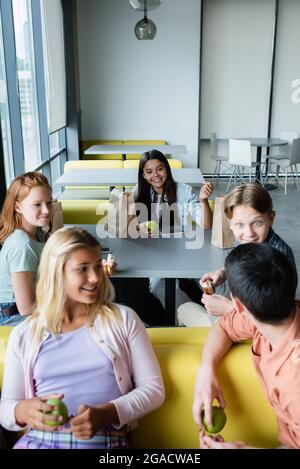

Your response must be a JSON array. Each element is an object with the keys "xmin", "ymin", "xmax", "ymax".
[
  {"xmin": 75, "ymin": 225, "xmax": 228, "ymax": 279},
  {"xmin": 200, "ymin": 137, "xmax": 288, "ymax": 147},
  {"xmin": 246, "ymin": 138, "xmax": 288, "ymax": 147},
  {"xmin": 84, "ymin": 144, "xmax": 187, "ymax": 155},
  {"xmin": 55, "ymin": 168, "xmax": 204, "ymax": 188}
]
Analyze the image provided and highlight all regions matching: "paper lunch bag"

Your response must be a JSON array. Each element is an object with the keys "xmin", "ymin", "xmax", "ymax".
[
  {"xmin": 211, "ymin": 196, "xmax": 235, "ymax": 249},
  {"xmin": 108, "ymin": 189, "xmax": 136, "ymax": 238},
  {"xmin": 51, "ymin": 201, "xmax": 64, "ymax": 233}
]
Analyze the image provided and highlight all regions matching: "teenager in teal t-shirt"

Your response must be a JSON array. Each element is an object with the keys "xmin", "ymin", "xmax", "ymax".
[{"xmin": 0, "ymin": 172, "xmax": 52, "ymax": 325}]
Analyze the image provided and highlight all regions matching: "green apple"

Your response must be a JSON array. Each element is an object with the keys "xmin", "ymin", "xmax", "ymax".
[
  {"xmin": 202, "ymin": 406, "xmax": 226, "ymax": 434},
  {"xmin": 145, "ymin": 220, "xmax": 158, "ymax": 234},
  {"xmin": 44, "ymin": 398, "xmax": 69, "ymax": 426}
]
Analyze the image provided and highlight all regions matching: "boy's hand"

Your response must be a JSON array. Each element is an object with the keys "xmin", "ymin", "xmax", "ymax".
[
  {"xmin": 200, "ymin": 268, "xmax": 225, "ymax": 289},
  {"xmin": 200, "ymin": 431, "xmax": 249, "ymax": 449},
  {"xmin": 193, "ymin": 365, "xmax": 226, "ymax": 428},
  {"xmin": 202, "ymin": 294, "xmax": 233, "ymax": 316},
  {"xmin": 199, "ymin": 182, "xmax": 213, "ymax": 202}
]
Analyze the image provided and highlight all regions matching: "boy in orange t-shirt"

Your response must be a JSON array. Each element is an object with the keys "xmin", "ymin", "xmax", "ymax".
[{"xmin": 193, "ymin": 243, "xmax": 300, "ymax": 449}]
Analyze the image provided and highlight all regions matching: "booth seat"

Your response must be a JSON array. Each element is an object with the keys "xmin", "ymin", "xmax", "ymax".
[
  {"xmin": 123, "ymin": 140, "xmax": 167, "ymax": 160},
  {"xmin": 59, "ymin": 157, "xmax": 184, "ymax": 222},
  {"xmin": 0, "ymin": 326, "xmax": 278, "ymax": 449},
  {"xmin": 56, "ymin": 158, "xmax": 130, "ymax": 223},
  {"xmin": 81, "ymin": 140, "xmax": 123, "ymax": 160},
  {"xmin": 123, "ymin": 159, "xmax": 183, "ymax": 169},
  {"xmin": 64, "ymin": 160, "xmax": 125, "ymax": 191},
  {"xmin": 61, "ymin": 200, "xmax": 108, "ymax": 225},
  {"xmin": 81, "ymin": 139, "xmax": 167, "ymax": 161}
]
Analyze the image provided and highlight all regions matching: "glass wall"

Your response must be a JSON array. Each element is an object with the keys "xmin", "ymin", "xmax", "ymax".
[
  {"xmin": 0, "ymin": 8, "xmax": 14, "ymax": 184},
  {"xmin": 12, "ymin": 0, "xmax": 41, "ymax": 171},
  {"xmin": 0, "ymin": 0, "xmax": 67, "ymax": 190}
]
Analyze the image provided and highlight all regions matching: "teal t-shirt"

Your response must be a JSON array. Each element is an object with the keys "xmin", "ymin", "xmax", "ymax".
[{"xmin": 0, "ymin": 229, "xmax": 45, "ymax": 303}]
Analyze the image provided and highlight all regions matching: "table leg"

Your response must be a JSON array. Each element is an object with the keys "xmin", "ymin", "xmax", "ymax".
[
  {"xmin": 256, "ymin": 146, "xmax": 262, "ymax": 181},
  {"xmin": 165, "ymin": 278, "xmax": 176, "ymax": 326},
  {"xmin": 258, "ymin": 147, "xmax": 277, "ymax": 191}
]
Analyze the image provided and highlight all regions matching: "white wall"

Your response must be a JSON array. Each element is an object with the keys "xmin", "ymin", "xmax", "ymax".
[
  {"xmin": 271, "ymin": 0, "xmax": 300, "ymax": 137},
  {"xmin": 76, "ymin": 0, "xmax": 201, "ymax": 167},
  {"xmin": 76, "ymin": 0, "xmax": 300, "ymax": 174},
  {"xmin": 200, "ymin": 0, "xmax": 275, "ymax": 173}
]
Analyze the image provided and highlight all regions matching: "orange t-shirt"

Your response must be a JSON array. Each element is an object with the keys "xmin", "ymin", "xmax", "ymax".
[{"xmin": 219, "ymin": 301, "xmax": 300, "ymax": 449}]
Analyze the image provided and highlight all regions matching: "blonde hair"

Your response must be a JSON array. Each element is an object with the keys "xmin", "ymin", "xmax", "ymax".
[
  {"xmin": 30, "ymin": 227, "xmax": 120, "ymax": 346},
  {"xmin": 224, "ymin": 183, "xmax": 273, "ymax": 219},
  {"xmin": 0, "ymin": 172, "xmax": 52, "ymax": 244}
]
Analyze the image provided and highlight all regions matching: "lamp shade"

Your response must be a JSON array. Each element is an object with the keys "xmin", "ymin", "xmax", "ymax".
[{"xmin": 135, "ymin": 17, "xmax": 157, "ymax": 40}]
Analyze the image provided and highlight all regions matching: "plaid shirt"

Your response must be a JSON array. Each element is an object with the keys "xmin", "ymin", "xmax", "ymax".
[
  {"xmin": 218, "ymin": 228, "xmax": 297, "ymax": 299},
  {"xmin": 264, "ymin": 228, "xmax": 297, "ymax": 279}
]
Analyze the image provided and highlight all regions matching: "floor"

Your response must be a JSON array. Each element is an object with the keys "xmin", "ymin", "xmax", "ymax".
[{"xmin": 209, "ymin": 179, "xmax": 300, "ymax": 296}]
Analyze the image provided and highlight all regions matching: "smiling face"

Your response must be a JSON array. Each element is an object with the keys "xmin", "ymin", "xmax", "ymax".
[
  {"xmin": 63, "ymin": 247, "xmax": 103, "ymax": 305},
  {"xmin": 229, "ymin": 204, "xmax": 275, "ymax": 244},
  {"xmin": 143, "ymin": 159, "xmax": 168, "ymax": 194},
  {"xmin": 15, "ymin": 185, "xmax": 53, "ymax": 230}
]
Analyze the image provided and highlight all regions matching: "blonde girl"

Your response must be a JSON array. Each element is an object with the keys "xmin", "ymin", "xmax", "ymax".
[
  {"xmin": 0, "ymin": 172, "xmax": 52, "ymax": 325},
  {"xmin": 0, "ymin": 227, "xmax": 164, "ymax": 449}
]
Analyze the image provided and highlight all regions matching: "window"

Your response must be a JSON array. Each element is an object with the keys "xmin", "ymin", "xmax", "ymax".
[
  {"xmin": 0, "ymin": 9, "xmax": 14, "ymax": 184},
  {"xmin": 0, "ymin": 0, "xmax": 68, "ymax": 189},
  {"xmin": 12, "ymin": 0, "xmax": 41, "ymax": 171}
]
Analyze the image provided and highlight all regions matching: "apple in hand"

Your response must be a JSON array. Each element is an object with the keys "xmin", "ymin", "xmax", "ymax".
[
  {"xmin": 44, "ymin": 398, "xmax": 69, "ymax": 426},
  {"xmin": 145, "ymin": 220, "xmax": 158, "ymax": 234},
  {"xmin": 202, "ymin": 406, "xmax": 226, "ymax": 434}
]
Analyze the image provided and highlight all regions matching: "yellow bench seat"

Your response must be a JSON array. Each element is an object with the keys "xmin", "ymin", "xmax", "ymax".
[{"xmin": 0, "ymin": 326, "xmax": 278, "ymax": 449}]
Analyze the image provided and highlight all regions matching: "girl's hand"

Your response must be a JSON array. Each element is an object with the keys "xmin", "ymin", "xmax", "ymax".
[
  {"xmin": 102, "ymin": 259, "xmax": 117, "ymax": 277},
  {"xmin": 202, "ymin": 293, "xmax": 233, "ymax": 316},
  {"xmin": 15, "ymin": 393, "xmax": 64, "ymax": 431},
  {"xmin": 138, "ymin": 221, "xmax": 159, "ymax": 238},
  {"xmin": 199, "ymin": 182, "xmax": 213, "ymax": 202},
  {"xmin": 70, "ymin": 403, "xmax": 119, "ymax": 440}
]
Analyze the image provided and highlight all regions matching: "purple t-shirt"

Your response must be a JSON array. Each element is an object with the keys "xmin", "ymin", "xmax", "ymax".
[{"xmin": 33, "ymin": 325, "xmax": 122, "ymax": 416}]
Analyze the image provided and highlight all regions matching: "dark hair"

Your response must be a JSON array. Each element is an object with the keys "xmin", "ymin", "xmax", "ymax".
[
  {"xmin": 224, "ymin": 183, "xmax": 273, "ymax": 219},
  {"xmin": 136, "ymin": 150, "xmax": 177, "ymax": 208},
  {"xmin": 225, "ymin": 243, "xmax": 297, "ymax": 324}
]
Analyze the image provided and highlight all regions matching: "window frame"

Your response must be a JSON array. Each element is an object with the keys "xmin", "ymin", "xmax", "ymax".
[{"xmin": 0, "ymin": 0, "xmax": 68, "ymax": 191}]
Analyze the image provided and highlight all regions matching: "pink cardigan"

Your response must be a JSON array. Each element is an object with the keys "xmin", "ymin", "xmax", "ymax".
[{"xmin": 0, "ymin": 305, "xmax": 165, "ymax": 432}]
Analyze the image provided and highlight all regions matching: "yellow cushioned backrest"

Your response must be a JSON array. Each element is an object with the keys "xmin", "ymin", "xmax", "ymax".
[
  {"xmin": 61, "ymin": 200, "xmax": 109, "ymax": 225},
  {"xmin": 123, "ymin": 160, "xmax": 139, "ymax": 169},
  {"xmin": 0, "ymin": 327, "xmax": 13, "ymax": 387},
  {"xmin": 130, "ymin": 327, "xmax": 278, "ymax": 449},
  {"xmin": 168, "ymin": 159, "xmax": 183, "ymax": 169},
  {"xmin": 0, "ymin": 325, "xmax": 278, "ymax": 449},
  {"xmin": 124, "ymin": 140, "xmax": 167, "ymax": 160},
  {"xmin": 64, "ymin": 160, "xmax": 124, "ymax": 190},
  {"xmin": 81, "ymin": 140, "xmax": 123, "ymax": 160},
  {"xmin": 64, "ymin": 160, "xmax": 124, "ymax": 171}
]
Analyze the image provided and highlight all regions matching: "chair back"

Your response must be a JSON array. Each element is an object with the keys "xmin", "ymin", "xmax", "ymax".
[
  {"xmin": 229, "ymin": 139, "xmax": 252, "ymax": 167},
  {"xmin": 279, "ymin": 131, "xmax": 298, "ymax": 157},
  {"xmin": 210, "ymin": 133, "xmax": 218, "ymax": 160},
  {"xmin": 290, "ymin": 138, "xmax": 300, "ymax": 165},
  {"xmin": 280, "ymin": 131, "xmax": 298, "ymax": 144}
]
